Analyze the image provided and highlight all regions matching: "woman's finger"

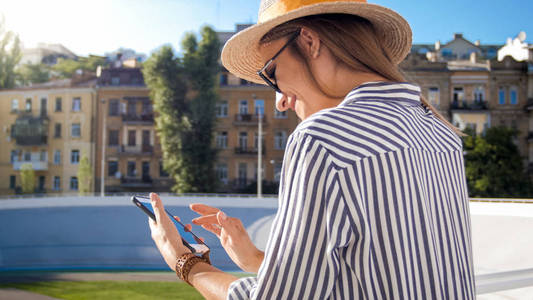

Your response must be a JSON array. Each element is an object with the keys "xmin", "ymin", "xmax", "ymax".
[
  {"xmin": 192, "ymin": 214, "xmax": 219, "ymax": 225},
  {"xmin": 173, "ymin": 216, "xmax": 181, "ymax": 222},
  {"xmin": 150, "ymin": 193, "xmax": 165, "ymax": 221},
  {"xmin": 201, "ymin": 224, "xmax": 221, "ymax": 237},
  {"xmin": 189, "ymin": 203, "xmax": 220, "ymax": 216}
]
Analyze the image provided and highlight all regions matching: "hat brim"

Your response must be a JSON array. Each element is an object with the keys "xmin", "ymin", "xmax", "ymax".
[{"xmin": 221, "ymin": 2, "xmax": 412, "ymax": 84}]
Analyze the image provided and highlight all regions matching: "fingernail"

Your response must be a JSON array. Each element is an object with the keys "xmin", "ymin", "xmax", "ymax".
[{"xmin": 219, "ymin": 211, "xmax": 227, "ymax": 220}]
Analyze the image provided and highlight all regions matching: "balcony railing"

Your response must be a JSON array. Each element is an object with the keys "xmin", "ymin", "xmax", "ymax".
[
  {"xmin": 121, "ymin": 113, "xmax": 154, "ymax": 123},
  {"xmin": 118, "ymin": 144, "xmax": 154, "ymax": 155},
  {"xmin": 234, "ymin": 146, "xmax": 266, "ymax": 155},
  {"xmin": 451, "ymin": 99, "xmax": 488, "ymax": 110},
  {"xmin": 12, "ymin": 160, "xmax": 48, "ymax": 171},
  {"xmin": 233, "ymin": 114, "xmax": 267, "ymax": 126}
]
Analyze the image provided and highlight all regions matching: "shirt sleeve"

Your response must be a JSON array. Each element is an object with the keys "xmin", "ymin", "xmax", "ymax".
[{"xmin": 227, "ymin": 131, "xmax": 356, "ymax": 300}]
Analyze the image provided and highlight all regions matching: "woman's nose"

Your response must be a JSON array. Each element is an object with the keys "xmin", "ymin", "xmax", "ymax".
[{"xmin": 276, "ymin": 92, "xmax": 289, "ymax": 112}]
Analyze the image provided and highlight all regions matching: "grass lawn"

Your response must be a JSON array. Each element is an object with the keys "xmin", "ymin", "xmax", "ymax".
[{"xmin": 0, "ymin": 281, "xmax": 204, "ymax": 300}]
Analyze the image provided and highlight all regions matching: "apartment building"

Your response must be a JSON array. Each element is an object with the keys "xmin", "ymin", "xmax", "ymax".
[{"xmin": 0, "ymin": 76, "xmax": 97, "ymax": 195}]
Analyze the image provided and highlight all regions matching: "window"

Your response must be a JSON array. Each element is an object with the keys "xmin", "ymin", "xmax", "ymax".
[
  {"xmin": 10, "ymin": 175, "xmax": 16, "ymax": 189},
  {"xmin": 38, "ymin": 176, "xmax": 45, "ymax": 191},
  {"xmin": 498, "ymin": 87, "xmax": 506, "ymax": 105},
  {"xmin": 474, "ymin": 86, "xmax": 485, "ymax": 102},
  {"xmin": 70, "ymin": 176, "xmax": 78, "ymax": 190},
  {"xmin": 40, "ymin": 97, "xmax": 47, "ymax": 115},
  {"xmin": 453, "ymin": 87, "xmax": 464, "ymax": 102},
  {"xmin": 142, "ymin": 102, "xmax": 152, "ymax": 114},
  {"xmin": 127, "ymin": 102, "xmax": 136, "ymax": 116},
  {"xmin": 25, "ymin": 98, "xmax": 32, "ymax": 112},
  {"xmin": 240, "ymin": 78, "xmax": 249, "ymax": 86},
  {"xmin": 53, "ymin": 176, "xmax": 61, "ymax": 191},
  {"xmin": 216, "ymin": 101, "xmax": 228, "ymax": 117},
  {"xmin": 216, "ymin": 163, "xmax": 228, "ymax": 184},
  {"xmin": 159, "ymin": 161, "xmax": 169, "ymax": 177},
  {"xmin": 72, "ymin": 97, "xmax": 81, "ymax": 111},
  {"xmin": 274, "ymin": 108, "xmax": 287, "ymax": 119},
  {"xmin": 71, "ymin": 123, "xmax": 81, "ymax": 138},
  {"xmin": 54, "ymin": 123, "xmax": 62, "ymax": 138},
  {"xmin": 510, "ymin": 87, "xmax": 518, "ymax": 105},
  {"xmin": 24, "ymin": 152, "xmax": 31, "ymax": 161},
  {"xmin": 71, "ymin": 150, "xmax": 80, "ymax": 164},
  {"xmin": 220, "ymin": 74, "xmax": 228, "ymax": 85},
  {"xmin": 11, "ymin": 99, "xmax": 18, "ymax": 112},
  {"xmin": 238, "ymin": 163, "xmax": 247, "ymax": 186},
  {"xmin": 239, "ymin": 132, "xmax": 247, "ymax": 149},
  {"xmin": 442, "ymin": 48, "xmax": 453, "ymax": 58},
  {"xmin": 54, "ymin": 150, "xmax": 61, "ymax": 165},
  {"xmin": 254, "ymin": 99, "xmax": 264, "ymax": 116},
  {"xmin": 109, "ymin": 99, "xmax": 119, "ymax": 116},
  {"xmin": 108, "ymin": 130, "xmax": 119, "ymax": 146},
  {"xmin": 274, "ymin": 163, "xmax": 282, "ymax": 183},
  {"xmin": 10, "ymin": 150, "xmax": 18, "ymax": 163},
  {"xmin": 128, "ymin": 130, "xmax": 136, "ymax": 146},
  {"xmin": 274, "ymin": 131, "xmax": 287, "ymax": 150},
  {"xmin": 239, "ymin": 100, "xmax": 248, "ymax": 115},
  {"xmin": 127, "ymin": 161, "xmax": 136, "ymax": 177},
  {"xmin": 511, "ymin": 119, "xmax": 517, "ymax": 129},
  {"xmin": 55, "ymin": 97, "xmax": 62, "ymax": 112},
  {"xmin": 108, "ymin": 161, "xmax": 118, "ymax": 177},
  {"xmin": 111, "ymin": 77, "xmax": 120, "ymax": 85},
  {"xmin": 428, "ymin": 87, "xmax": 440, "ymax": 108},
  {"xmin": 254, "ymin": 132, "xmax": 265, "ymax": 150},
  {"xmin": 40, "ymin": 150, "xmax": 47, "ymax": 162},
  {"xmin": 216, "ymin": 132, "xmax": 228, "ymax": 149}
]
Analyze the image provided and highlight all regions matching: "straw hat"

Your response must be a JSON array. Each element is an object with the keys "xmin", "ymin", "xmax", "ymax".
[{"xmin": 221, "ymin": 0, "xmax": 412, "ymax": 84}]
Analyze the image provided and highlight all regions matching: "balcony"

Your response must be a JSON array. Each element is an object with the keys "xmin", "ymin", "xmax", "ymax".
[
  {"xmin": 118, "ymin": 144, "xmax": 153, "ymax": 156},
  {"xmin": 233, "ymin": 114, "xmax": 267, "ymax": 126},
  {"xmin": 10, "ymin": 115, "xmax": 49, "ymax": 146},
  {"xmin": 120, "ymin": 176, "xmax": 153, "ymax": 188},
  {"xmin": 450, "ymin": 99, "xmax": 488, "ymax": 111},
  {"xmin": 234, "ymin": 146, "xmax": 266, "ymax": 155},
  {"xmin": 13, "ymin": 160, "xmax": 48, "ymax": 171},
  {"xmin": 121, "ymin": 113, "xmax": 154, "ymax": 124}
]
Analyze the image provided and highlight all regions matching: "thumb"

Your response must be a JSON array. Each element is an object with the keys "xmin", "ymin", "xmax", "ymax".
[{"xmin": 217, "ymin": 211, "xmax": 228, "ymax": 227}]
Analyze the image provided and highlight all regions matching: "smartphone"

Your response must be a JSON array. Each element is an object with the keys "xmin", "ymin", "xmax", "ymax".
[{"xmin": 132, "ymin": 195, "xmax": 209, "ymax": 255}]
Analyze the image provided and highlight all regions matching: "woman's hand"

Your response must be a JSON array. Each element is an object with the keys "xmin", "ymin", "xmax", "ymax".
[
  {"xmin": 148, "ymin": 193, "xmax": 191, "ymax": 272},
  {"xmin": 190, "ymin": 204, "xmax": 264, "ymax": 273}
]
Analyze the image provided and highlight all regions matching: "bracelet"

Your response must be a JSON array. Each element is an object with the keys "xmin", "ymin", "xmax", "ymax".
[{"xmin": 175, "ymin": 251, "xmax": 211, "ymax": 285}]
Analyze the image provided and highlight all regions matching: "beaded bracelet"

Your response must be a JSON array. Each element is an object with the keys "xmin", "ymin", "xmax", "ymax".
[{"xmin": 175, "ymin": 252, "xmax": 211, "ymax": 285}]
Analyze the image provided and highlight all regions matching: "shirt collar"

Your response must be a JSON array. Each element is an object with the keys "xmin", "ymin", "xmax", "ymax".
[{"xmin": 338, "ymin": 81, "xmax": 422, "ymax": 107}]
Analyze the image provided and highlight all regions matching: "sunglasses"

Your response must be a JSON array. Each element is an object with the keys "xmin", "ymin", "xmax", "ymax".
[{"xmin": 257, "ymin": 31, "xmax": 300, "ymax": 93}]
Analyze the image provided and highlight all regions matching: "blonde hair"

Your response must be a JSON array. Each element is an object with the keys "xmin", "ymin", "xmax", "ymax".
[{"xmin": 260, "ymin": 14, "xmax": 465, "ymax": 137}]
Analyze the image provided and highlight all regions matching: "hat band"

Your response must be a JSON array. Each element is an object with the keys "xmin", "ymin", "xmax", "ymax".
[{"xmin": 259, "ymin": 0, "xmax": 367, "ymax": 23}]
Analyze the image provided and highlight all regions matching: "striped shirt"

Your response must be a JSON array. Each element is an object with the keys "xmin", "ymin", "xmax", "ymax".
[{"xmin": 227, "ymin": 81, "xmax": 476, "ymax": 300}]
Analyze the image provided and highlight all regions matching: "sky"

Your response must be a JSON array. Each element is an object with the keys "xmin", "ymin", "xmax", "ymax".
[{"xmin": 0, "ymin": 0, "xmax": 531, "ymax": 57}]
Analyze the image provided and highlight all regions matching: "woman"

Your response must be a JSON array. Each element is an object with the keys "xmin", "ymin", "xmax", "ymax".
[{"xmin": 148, "ymin": 0, "xmax": 476, "ymax": 299}]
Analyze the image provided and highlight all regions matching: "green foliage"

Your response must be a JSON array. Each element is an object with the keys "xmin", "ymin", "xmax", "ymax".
[
  {"xmin": 0, "ymin": 16, "xmax": 22, "ymax": 89},
  {"xmin": 463, "ymin": 126, "xmax": 533, "ymax": 198},
  {"xmin": 18, "ymin": 62, "xmax": 50, "ymax": 85},
  {"xmin": 143, "ymin": 26, "xmax": 220, "ymax": 193},
  {"xmin": 53, "ymin": 55, "xmax": 108, "ymax": 78},
  {"xmin": 77, "ymin": 154, "xmax": 92, "ymax": 195},
  {"xmin": 20, "ymin": 163, "xmax": 35, "ymax": 194}
]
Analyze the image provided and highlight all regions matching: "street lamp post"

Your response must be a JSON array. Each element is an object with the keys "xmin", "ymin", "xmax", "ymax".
[
  {"xmin": 101, "ymin": 99, "xmax": 106, "ymax": 197},
  {"xmin": 257, "ymin": 112, "xmax": 263, "ymax": 198}
]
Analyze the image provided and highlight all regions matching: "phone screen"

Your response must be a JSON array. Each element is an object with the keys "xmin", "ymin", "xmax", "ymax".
[{"xmin": 132, "ymin": 196, "xmax": 209, "ymax": 254}]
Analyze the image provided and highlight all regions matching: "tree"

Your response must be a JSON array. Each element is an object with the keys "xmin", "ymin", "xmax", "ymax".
[
  {"xmin": 0, "ymin": 16, "xmax": 22, "ymax": 89},
  {"xmin": 463, "ymin": 126, "xmax": 533, "ymax": 198},
  {"xmin": 143, "ymin": 26, "xmax": 220, "ymax": 193},
  {"xmin": 18, "ymin": 62, "xmax": 50, "ymax": 85},
  {"xmin": 77, "ymin": 154, "xmax": 92, "ymax": 195},
  {"xmin": 20, "ymin": 163, "xmax": 35, "ymax": 194},
  {"xmin": 53, "ymin": 55, "xmax": 108, "ymax": 78}
]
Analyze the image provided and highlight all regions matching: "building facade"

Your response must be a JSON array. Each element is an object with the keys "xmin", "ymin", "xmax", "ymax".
[{"xmin": 0, "ymin": 78, "xmax": 97, "ymax": 195}]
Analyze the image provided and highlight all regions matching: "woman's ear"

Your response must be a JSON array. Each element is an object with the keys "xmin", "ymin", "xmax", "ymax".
[{"xmin": 298, "ymin": 27, "xmax": 321, "ymax": 59}]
